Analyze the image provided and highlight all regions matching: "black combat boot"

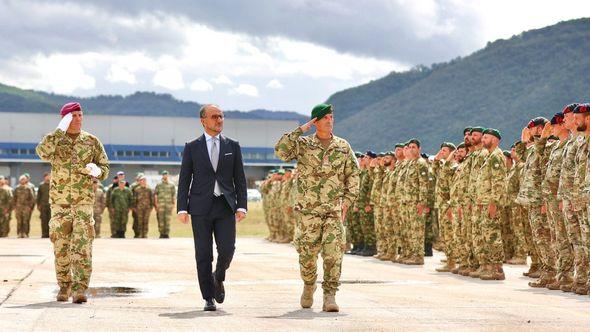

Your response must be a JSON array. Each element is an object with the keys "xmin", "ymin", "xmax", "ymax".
[
  {"xmin": 424, "ymin": 243, "xmax": 433, "ymax": 257},
  {"xmin": 351, "ymin": 243, "xmax": 364, "ymax": 255},
  {"xmin": 360, "ymin": 245, "xmax": 376, "ymax": 257}
]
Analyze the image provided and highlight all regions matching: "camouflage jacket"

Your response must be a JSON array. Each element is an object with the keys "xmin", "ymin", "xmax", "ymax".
[
  {"xmin": 572, "ymin": 134, "xmax": 590, "ymax": 209},
  {"xmin": 357, "ymin": 168, "xmax": 374, "ymax": 208},
  {"xmin": 36, "ymin": 181, "xmax": 51, "ymax": 207},
  {"xmin": 557, "ymin": 133, "xmax": 580, "ymax": 202},
  {"xmin": 369, "ymin": 166, "xmax": 386, "ymax": 207},
  {"xmin": 93, "ymin": 187, "xmax": 106, "ymax": 214},
  {"xmin": 450, "ymin": 152, "xmax": 473, "ymax": 206},
  {"xmin": 280, "ymin": 177, "xmax": 295, "ymax": 211},
  {"xmin": 516, "ymin": 138, "xmax": 548, "ymax": 206},
  {"xmin": 155, "ymin": 181, "xmax": 176, "ymax": 207},
  {"xmin": 36, "ymin": 129, "xmax": 109, "ymax": 205},
  {"xmin": 133, "ymin": 186, "xmax": 154, "ymax": 210},
  {"xmin": 269, "ymin": 180, "xmax": 283, "ymax": 208},
  {"xmin": 505, "ymin": 162, "xmax": 523, "ymax": 205},
  {"xmin": 475, "ymin": 147, "xmax": 507, "ymax": 206},
  {"xmin": 379, "ymin": 167, "xmax": 394, "ymax": 207},
  {"xmin": 110, "ymin": 187, "xmax": 133, "ymax": 210},
  {"xmin": 382, "ymin": 164, "xmax": 399, "ymax": 208},
  {"xmin": 432, "ymin": 160, "xmax": 453, "ymax": 210},
  {"xmin": 542, "ymin": 138, "xmax": 568, "ymax": 201},
  {"xmin": 13, "ymin": 184, "xmax": 36, "ymax": 209},
  {"xmin": 392, "ymin": 160, "xmax": 409, "ymax": 206},
  {"xmin": 467, "ymin": 148, "xmax": 489, "ymax": 203},
  {"xmin": 402, "ymin": 158, "xmax": 429, "ymax": 205},
  {"xmin": 0, "ymin": 186, "xmax": 12, "ymax": 212},
  {"xmin": 275, "ymin": 128, "xmax": 360, "ymax": 215}
]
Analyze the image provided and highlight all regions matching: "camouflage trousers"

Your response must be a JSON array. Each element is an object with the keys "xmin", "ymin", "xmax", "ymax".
[
  {"xmin": 461, "ymin": 205, "xmax": 477, "ymax": 268},
  {"xmin": 438, "ymin": 205, "xmax": 455, "ymax": 261},
  {"xmin": 359, "ymin": 209, "xmax": 375, "ymax": 247},
  {"xmin": 500, "ymin": 206, "xmax": 515, "ymax": 260},
  {"xmin": 450, "ymin": 207, "xmax": 464, "ymax": 265},
  {"xmin": 132, "ymin": 210, "xmax": 139, "ymax": 237},
  {"xmin": 471, "ymin": 204, "xmax": 484, "ymax": 267},
  {"xmin": 0, "ymin": 211, "xmax": 9, "ymax": 237},
  {"xmin": 108, "ymin": 208, "xmax": 115, "ymax": 236},
  {"xmin": 563, "ymin": 205, "xmax": 589, "ymax": 284},
  {"xmin": 15, "ymin": 207, "xmax": 32, "ymax": 236},
  {"xmin": 374, "ymin": 206, "xmax": 385, "ymax": 254},
  {"xmin": 40, "ymin": 205, "xmax": 51, "ymax": 238},
  {"xmin": 136, "ymin": 208, "xmax": 151, "ymax": 238},
  {"xmin": 509, "ymin": 205, "xmax": 528, "ymax": 259},
  {"xmin": 294, "ymin": 211, "xmax": 345, "ymax": 295},
  {"xmin": 283, "ymin": 210, "xmax": 295, "ymax": 241},
  {"xmin": 424, "ymin": 208, "xmax": 434, "ymax": 247},
  {"xmin": 528, "ymin": 205, "xmax": 557, "ymax": 277},
  {"xmin": 112, "ymin": 209, "xmax": 129, "ymax": 235},
  {"xmin": 547, "ymin": 198, "xmax": 573, "ymax": 282},
  {"xmin": 93, "ymin": 210, "xmax": 102, "ymax": 238},
  {"xmin": 520, "ymin": 206, "xmax": 540, "ymax": 268},
  {"xmin": 49, "ymin": 204, "xmax": 95, "ymax": 292},
  {"xmin": 156, "ymin": 206, "xmax": 173, "ymax": 236},
  {"xmin": 403, "ymin": 203, "xmax": 426, "ymax": 259},
  {"xmin": 344, "ymin": 207, "xmax": 357, "ymax": 245},
  {"xmin": 384, "ymin": 206, "xmax": 399, "ymax": 257},
  {"xmin": 346, "ymin": 208, "xmax": 362, "ymax": 246},
  {"xmin": 475, "ymin": 205, "xmax": 504, "ymax": 265}
]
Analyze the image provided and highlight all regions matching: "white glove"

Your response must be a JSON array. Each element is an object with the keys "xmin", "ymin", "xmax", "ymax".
[
  {"xmin": 57, "ymin": 113, "xmax": 73, "ymax": 131},
  {"xmin": 85, "ymin": 163, "xmax": 102, "ymax": 177}
]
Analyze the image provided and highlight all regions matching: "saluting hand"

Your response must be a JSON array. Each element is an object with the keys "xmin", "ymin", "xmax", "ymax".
[
  {"xmin": 541, "ymin": 123, "xmax": 552, "ymax": 139},
  {"xmin": 299, "ymin": 118, "xmax": 317, "ymax": 133}
]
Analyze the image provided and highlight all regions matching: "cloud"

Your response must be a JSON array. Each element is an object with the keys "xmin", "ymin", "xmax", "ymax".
[
  {"xmin": 190, "ymin": 78, "xmax": 213, "ymax": 92},
  {"xmin": 152, "ymin": 67, "xmax": 184, "ymax": 90},
  {"xmin": 106, "ymin": 64, "xmax": 137, "ymax": 84},
  {"xmin": 212, "ymin": 75, "xmax": 233, "ymax": 85},
  {"xmin": 266, "ymin": 79, "xmax": 284, "ymax": 89},
  {"xmin": 231, "ymin": 84, "xmax": 259, "ymax": 97}
]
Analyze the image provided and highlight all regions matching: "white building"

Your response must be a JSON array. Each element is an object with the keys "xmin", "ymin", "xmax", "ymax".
[{"xmin": 0, "ymin": 112, "xmax": 296, "ymax": 187}]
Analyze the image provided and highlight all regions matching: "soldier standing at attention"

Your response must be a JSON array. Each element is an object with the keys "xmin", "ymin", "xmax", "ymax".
[
  {"xmin": 133, "ymin": 175, "xmax": 154, "ymax": 238},
  {"xmin": 37, "ymin": 172, "xmax": 51, "ymax": 238},
  {"xmin": 13, "ymin": 174, "xmax": 36, "ymax": 238},
  {"xmin": 154, "ymin": 170, "xmax": 176, "ymax": 239},
  {"xmin": 0, "ymin": 176, "xmax": 13, "ymax": 237},
  {"xmin": 275, "ymin": 103, "xmax": 360, "ymax": 312},
  {"xmin": 93, "ymin": 179, "xmax": 106, "ymax": 238},
  {"xmin": 110, "ymin": 180, "xmax": 133, "ymax": 238},
  {"xmin": 36, "ymin": 102, "xmax": 109, "ymax": 303}
]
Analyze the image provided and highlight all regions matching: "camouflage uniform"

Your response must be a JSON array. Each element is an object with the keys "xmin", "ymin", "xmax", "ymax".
[
  {"xmin": 402, "ymin": 158, "xmax": 430, "ymax": 263},
  {"xmin": 93, "ymin": 187, "xmax": 106, "ymax": 237},
  {"xmin": 0, "ymin": 185, "xmax": 12, "ymax": 237},
  {"xmin": 275, "ymin": 127, "xmax": 360, "ymax": 295},
  {"xmin": 259, "ymin": 178, "xmax": 272, "ymax": 239},
  {"xmin": 36, "ymin": 128, "xmax": 109, "ymax": 294},
  {"xmin": 358, "ymin": 167, "xmax": 376, "ymax": 249},
  {"xmin": 269, "ymin": 179, "xmax": 283, "ymax": 241},
  {"xmin": 370, "ymin": 165, "xmax": 387, "ymax": 255},
  {"xmin": 130, "ymin": 181, "xmax": 140, "ymax": 237},
  {"xmin": 543, "ymin": 137, "xmax": 574, "ymax": 285},
  {"xmin": 379, "ymin": 166, "xmax": 395, "ymax": 258},
  {"xmin": 517, "ymin": 137, "xmax": 557, "ymax": 283},
  {"xmin": 37, "ymin": 181, "xmax": 51, "ymax": 238},
  {"xmin": 110, "ymin": 186, "xmax": 133, "ymax": 237},
  {"xmin": 505, "ymin": 161, "xmax": 528, "ymax": 260},
  {"xmin": 105, "ymin": 184, "xmax": 116, "ymax": 236},
  {"xmin": 133, "ymin": 185, "xmax": 154, "ymax": 238},
  {"xmin": 474, "ymin": 147, "xmax": 507, "ymax": 267},
  {"xmin": 432, "ymin": 159, "xmax": 455, "ymax": 264},
  {"xmin": 571, "ymin": 134, "xmax": 590, "ymax": 291},
  {"xmin": 281, "ymin": 174, "xmax": 296, "ymax": 241},
  {"xmin": 452, "ymin": 151, "xmax": 475, "ymax": 270},
  {"xmin": 393, "ymin": 160, "xmax": 410, "ymax": 259},
  {"xmin": 154, "ymin": 180, "xmax": 176, "ymax": 237},
  {"xmin": 13, "ymin": 184, "xmax": 36, "ymax": 237},
  {"xmin": 467, "ymin": 147, "xmax": 489, "ymax": 269}
]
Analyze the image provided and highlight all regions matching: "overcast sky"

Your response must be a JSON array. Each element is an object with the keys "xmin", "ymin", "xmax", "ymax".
[{"xmin": 1, "ymin": 0, "xmax": 589, "ymax": 114}]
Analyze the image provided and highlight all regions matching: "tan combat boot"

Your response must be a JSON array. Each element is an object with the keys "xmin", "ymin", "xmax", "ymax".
[
  {"xmin": 300, "ymin": 283, "xmax": 316, "ymax": 308},
  {"xmin": 547, "ymin": 276, "xmax": 573, "ymax": 291},
  {"xmin": 480, "ymin": 264, "xmax": 505, "ymax": 280},
  {"xmin": 379, "ymin": 253, "xmax": 392, "ymax": 261},
  {"xmin": 322, "ymin": 293, "xmax": 339, "ymax": 312},
  {"xmin": 529, "ymin": 274, "xmax": 556, "ymax": 288},
  {"xmin": 505, "ymin": 257, "xmax": 526, "ymax": 265},
  {"xmin": 469, "ymin": 266, "xmax": 483, "ymax": 278},
  {"xmin": 72, "ymin": 289, "xmax": 88, "ymax": 304},
  {"xmin": 56, "ymin": 286, "xmax": 70, "ymax": 302},
  {"xmin": 435, "ymin": 260, "xmax": 456, "ymax": 273}
]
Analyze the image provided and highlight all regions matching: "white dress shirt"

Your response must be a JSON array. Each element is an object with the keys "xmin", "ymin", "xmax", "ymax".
[{"xmin": 178, "ymin": 132, "xmax": 247, "ymax": 215}]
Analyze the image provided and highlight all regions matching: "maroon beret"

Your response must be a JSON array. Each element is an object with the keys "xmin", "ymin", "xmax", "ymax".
[{"xmin": 60, "ymin": 102, "xmax": 82, "ymax": 117}]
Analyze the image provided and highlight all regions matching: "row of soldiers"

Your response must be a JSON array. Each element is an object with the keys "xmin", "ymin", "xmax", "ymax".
[
  {"xmin": 261, "ymin": 102, "xmax": 590, "ymax": 294},
  {"xmin": 259, "ymin": 168, "xmax": 297, "ymax": 243},
  {"xmin": 0, "ymin": 170, "xmax": 176, "ymax": 239},
  {"xmin": 0, "ymin": 173, "xmax": 51, "ymax": 238}
]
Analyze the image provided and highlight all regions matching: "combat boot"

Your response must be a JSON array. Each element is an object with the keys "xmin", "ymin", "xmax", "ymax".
[
  {"xmin": 480, "ymin": 265, "xmax": 505, "ymax": 280},
  {"xmin": 300, "ymin": 283, "xmax": 316, "ymax": 308},
  {"xmin": 459, "ymin": 266, "xmax": 475, "ymax": 276},
  {"xmin": 451, "ymin": 265, "xmax": 461, "ymax": 274},
  {"xmin": 546, "ymin": 275, "xmax": 573, "ymax": 291},
  {"xmin": 403, "ymin": 257, "xmax": 424, "ymax": 265},
  {"xmin": 523, "ymin": 264, "xmax": 540, "ymax": 277},
  {"xmin": 469, "ymin": 266, "xmax": 483, "ymax": 278},
  {"xmin": 360, "ymin": 246, "xmax": 376, "ymax": 257},
  {"xmin": 435, "ymin": 260, "xmax": 456, "ymax": 273},
  {"xmin": 424, "ymin": 243, "xmax": 433, "ymax": 257},
  {"xmin": 560, "ymin": 283, "xmax": 574, "ymax": 292},
  {"xmin": 529, "ymin": 275, "xmax": 556, "ymax": 288},
  {"xmin": 351, "ymin": 243, "xmax": 364, "ymax": 255},
  {"xmin": 56, "ymin": 286, "xmax": 70, "ymax": 302},
  {"xmin": 379, "ymin": 253, "xmax": 392, "ymax": 261},
  {"xmin": 505, "ymin": 257, "xmax": 526, "ymax": 265},
  {"xmin": 72, "ymin": 291, "xmax": 88, "ymax": 304},
  {"xmin": 574, "ymin": 283, "xmax": 588, "ymax": 295},
  {"xmin": 322, "ymin": 293, "xmax": 339, "ymax": 312}
]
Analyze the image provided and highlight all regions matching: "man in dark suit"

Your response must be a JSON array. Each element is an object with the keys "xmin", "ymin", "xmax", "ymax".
[{"xmin": 177, "ymin": 104, "xmax": 248, "ymax": 311}]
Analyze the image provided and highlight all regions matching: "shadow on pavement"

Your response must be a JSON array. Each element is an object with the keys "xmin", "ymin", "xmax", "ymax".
[
  {"xmin": 258, "ymin": 309, "xmax": 348, "ymax": 320},
  {"xmin": 159, "ymin": 309, "xmax": 232, "ymax": 319},
  {"xmin": 6, "ymin": 301, "xmax": 80, "ymax": 309}
]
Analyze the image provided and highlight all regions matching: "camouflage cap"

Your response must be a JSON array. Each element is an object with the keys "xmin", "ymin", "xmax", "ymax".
[
  {"xmin": 160, "ymin": 170, "xmax": 169, "ymax": 175},
  {"xmin": 311, "ymin": 103, "xmax": 333, "ymax": 120}
]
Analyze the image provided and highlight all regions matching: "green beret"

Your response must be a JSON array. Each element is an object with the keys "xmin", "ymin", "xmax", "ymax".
[
  {"xmin": 457, "ymin": 142, "xmax": 466, "ymax": 149},
  {"xmin": 354, "ymin": 151, "xmax": 363, "ymax": 158},
  {"xmin": 311, "ymin": 103, "xmax": 333, "ymax": 120},
  {"xmin": 277, "ymin": 169, "xmax": 285, "ymax": 175},
  {"xmin": 394, "ymin": 143, "xmax": 404, "ymax": 149},
  {"xmin": 377, "ymin": 152, "xmax": 385, "ymax": 157},
  {"xmin": 160, "ymin": 170, "xmax": 169, "ymax": 175},
  {"xmin": 503, "ymin": 150, "xmax": 512, "ymax": 158},
  {"xmin": 407, "ymin": 138, "xmax": 421, "ymax": 148},
  {"xmin": 483, "ymin": 128, "xmax": 501, "ymax": 140},
  {"xmin": 440, "ymin": 142, "xmax": 456, "ymax": 150},
  {"xmin": 470, "ymin": 126, "xmax": 485, "ymax": 134},
  {"xmin": 463, "ymin": 127, "xmax": 473, "ymax": 135},
  {"xmin": 269, "ymin": 169, "xmax": 277, "ymax": 174},
  {"xmin": 385, "ymin": 151, "xmax": 395, "ymax": 156}
]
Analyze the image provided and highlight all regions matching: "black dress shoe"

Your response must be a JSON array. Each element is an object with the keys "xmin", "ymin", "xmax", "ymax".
[
  {"xmin": 204, "ymin": 298, "xmax": 216, "ymax": 311},
  {"xmin": 213, "ymin": 273, "xmax": 225, "ymax": 303}
]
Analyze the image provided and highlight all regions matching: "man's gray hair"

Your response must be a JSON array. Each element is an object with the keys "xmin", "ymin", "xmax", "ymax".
[{"xmin": 199, "ymin": 104, "xmax": 220, "ymax": 118}]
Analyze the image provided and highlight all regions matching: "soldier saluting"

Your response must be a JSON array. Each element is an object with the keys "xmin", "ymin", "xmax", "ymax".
[
  {"xmin": 36, "ymin": 102, "xmax": 109, "ymax": 303},
  {"xmin": 275, "ymin": 103, "xmax": 360, "ymax": 312}
]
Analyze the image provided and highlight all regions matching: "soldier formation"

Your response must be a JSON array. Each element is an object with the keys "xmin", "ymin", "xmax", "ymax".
[
  {"xmin": 263, "ymin": 102, "xmax": 590, "ymax": 299},
  {"xmin": 0, "ymin": 170, "xmax": 176, "ymax": 239}
]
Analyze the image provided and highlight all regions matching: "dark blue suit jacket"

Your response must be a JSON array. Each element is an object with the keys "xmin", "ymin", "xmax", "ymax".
[{"xmin": 177, "ymin": 134, "xmax": 248, "ymax": 216}]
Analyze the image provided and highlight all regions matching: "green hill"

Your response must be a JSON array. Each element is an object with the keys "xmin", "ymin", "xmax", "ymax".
[
  {"xmin": 328, "ymin": 18, "xmax": 590, "ymax": 153},
  {"xmin": 0, "ymin": 84, "xmax": 307, "ymax": 122}
]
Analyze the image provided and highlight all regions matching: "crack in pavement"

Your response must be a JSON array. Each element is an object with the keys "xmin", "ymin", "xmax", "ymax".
[{"xmin": 0, "ymin": 256, "xmax": 49, "ymax": 307}]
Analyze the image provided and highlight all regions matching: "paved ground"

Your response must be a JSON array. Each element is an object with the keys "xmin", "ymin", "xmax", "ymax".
[{"xmin": 1, "ymin": 238, "xmax": 589, "ymax": 331}]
